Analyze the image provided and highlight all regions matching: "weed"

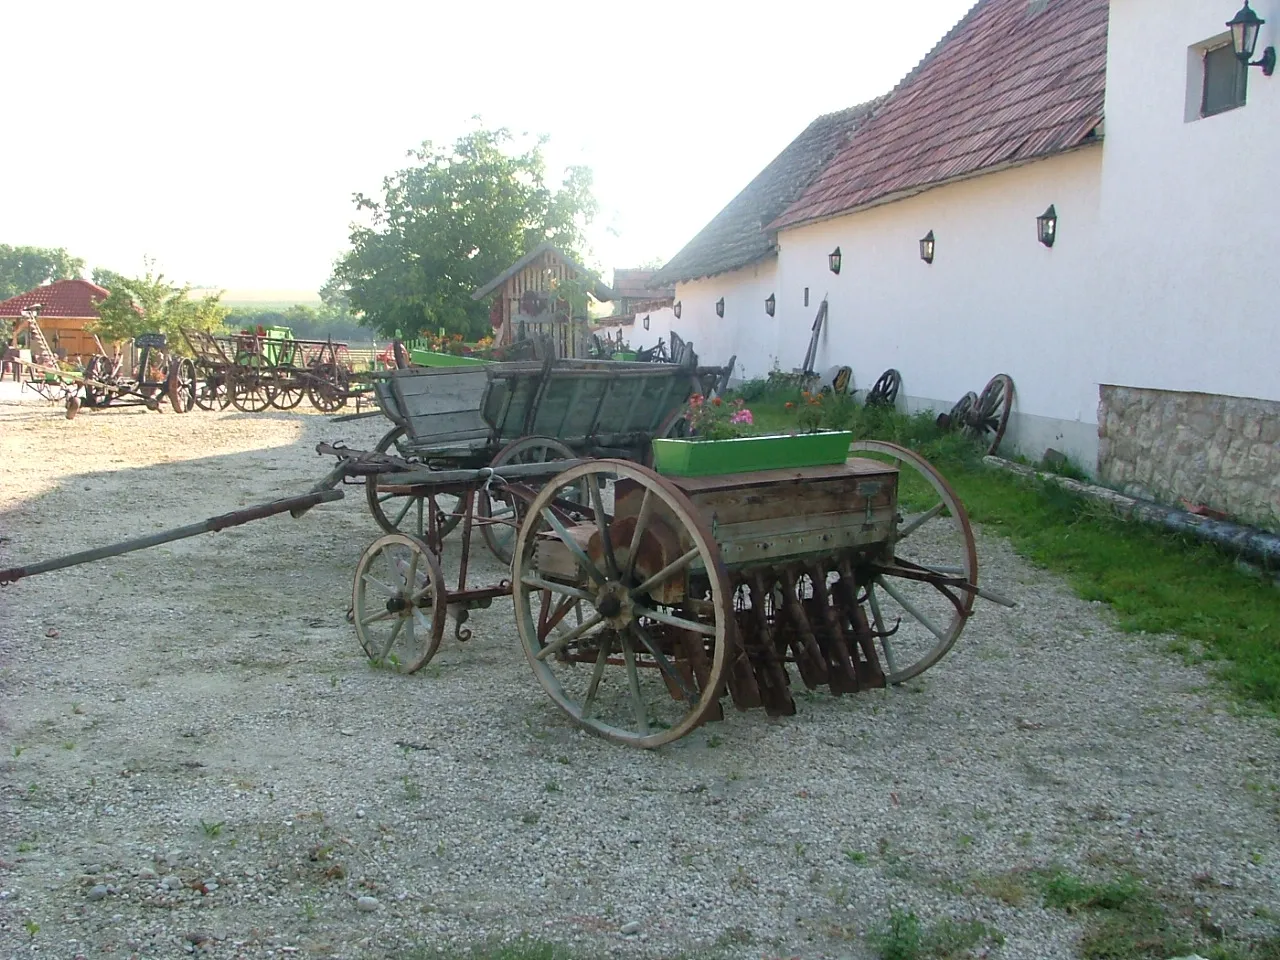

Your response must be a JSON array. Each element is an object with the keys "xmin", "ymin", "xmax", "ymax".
[
  {"xmin": 16, "ymin": 837, "xmax": 37, "ymax": 853},
  {"xmin": 706, "ymin": 734, "xmax": 724, "ymax": 748},
  {"xmin": 543, "ymin": 780, "xmax": 560, "ymax": 793},
  {"xmin": 71, "ymin": 702, "xmax": 85, "ymax": 715},
  {"xmin": 845, "ymin": 849, "xmax": 869, "ymax": 865},
  {"xmin": 12, "ymin": 745, "xmax": 24, "ymax": 758},
  {"xmin": 24, "ymin": 920, "xmax": 39, "ymax": 940},
  {"xmin": 329, "ymin": 675, "xmax": 339, "ymax": 688},
  {"xmin": 956, "ymin": 833, "xmax": 974, "ymax": 850},
  {"xmin": 1038, "ymin": 869, "xmax": 1143, "ymax": 913},
  {"xmin": 715, "ymin": 926, "xmax": 755, "ymax": 948},
  {"xmin": 869, "ymin": 908, "xmax": 921, "ymax": 960},
  {"xmin": 727, "ymin": 769, "xmax": 742, "ymax": 781},
  {"xmin": 868, "ymin": 909, "xmax": 1004, "ymax": 960},
  {"xmin": 971, "ymin": 870, "xmax": 1029, "ymax": 906},
  {"xmin": 403, "ymin": 777, "xmax": 422, "ymax": 801},
  {"xmin": 521, "ymin": 812, "xmax": 540, "ymax": 825},
  {"xmin": 199, "ymin": 820, "xmax": 225, "ymax": 838},
  {"xmin": 301, "ymin": 900, "xmax": 318, "ymax": 921}
]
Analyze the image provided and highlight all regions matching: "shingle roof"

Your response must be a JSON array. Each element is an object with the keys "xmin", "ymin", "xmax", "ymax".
[
  {"xmin": 770, "ymin": 0, "xmax": 1108, "ymax": 232},
  {"xmin": 0, "ymin": 278, "xmax": 109, "ymax": 319},
  {"xmin": 649, "ymin": 98, "xmax": 883, "ymax": 287},
  {"xmin": 612, "ymin": 269, "xmax": 673, "ymax": 301}
]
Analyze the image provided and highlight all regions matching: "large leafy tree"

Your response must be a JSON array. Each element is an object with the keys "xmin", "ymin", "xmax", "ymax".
[
  {"xmin": 331, "ymin": 127, "xmax": 598, "ymax": 340},
  {"xmin": 90, "ymin": 265, "xmax": 228, "ymax": 348},
  {"xmin": 0, "ymin": 245, "xmax": 85, "ymax": 300}
]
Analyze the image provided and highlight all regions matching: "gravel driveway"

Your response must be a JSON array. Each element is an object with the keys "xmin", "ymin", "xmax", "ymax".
[{"xmin": 1, "ymin": 402, "xmax": 1277, "ymax": 960}]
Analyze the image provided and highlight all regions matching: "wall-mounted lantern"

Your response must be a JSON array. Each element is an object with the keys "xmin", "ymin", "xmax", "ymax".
[
  {"xmin": 1228, "ymin": 1, "xmax": 1277, "ymax": 74},
  {"xmin": 828, "ymin": 246, "xmax": 842, "ymax": 274},
  {"xmin": 642, "ymin": 315, "xmax": 650, "ymax": 331},
  {"xmin": 764, "ymin": 293, "xmax": 776, "ymax": 316},
  {"xmin": 715, "ymin": 297, "xmax": 725, "ymax": 318},
  {"xmin": 673, "ymin": 300, "xmax": 682, "ymax": 319},
  {"xmin": 1037, "ymin": 205, "xmax": 1058, "ymax": 247},
  {"xmin": 919, "ymin": 230, "xmax": 936, "ymax": 264}
]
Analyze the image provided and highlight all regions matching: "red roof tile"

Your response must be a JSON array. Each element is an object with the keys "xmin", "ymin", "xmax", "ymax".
[
  {"xmin": 0, "ymin": 278, "xmax": 110, "ymax": 319},
  {"xmin": 770, "ymin": 0, "xmax": 1108, "ymax": 231}
]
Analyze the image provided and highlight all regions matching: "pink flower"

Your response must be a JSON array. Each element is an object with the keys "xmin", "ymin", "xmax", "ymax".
[{"xmin": 730, "ymin": 408, "xmax": 753, "ymax": 425}]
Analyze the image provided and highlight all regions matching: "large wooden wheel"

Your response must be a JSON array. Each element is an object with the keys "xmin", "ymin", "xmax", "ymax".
[
  {"xmin": 307, "ymin": 363, "xmax": 349, "ymax": 412},
  {"xmin": 848, "ymin": 440, "xmax": 977, "ymax": 683},
  {"xmin": 478, "ymin": 435, "xmax": 579, "ymax": 565},
  {"xmin": 865, "ymin": 368, "xmax": 902, "ymax": 408},
  {"xmin": 352, "ymin": 533, "xmax": 447, "ymax": 673},
  {"xmin": 166, "ymin": 357, "xmax": 196, "ymax": 413},
  {"xmin": 266, "ymin": 373, "xmax": 305, "ymax": 410},
  {"xmin": 365, "ymin": 426, "xmax": 467, "ymax": 540},
  {"xmin": 968, "ymin": 374, "xmax": 1014, "ymax": 455},
  {"xmin": 512, "ymin": 460, "xmax": 732, "ymax": 749},
  {"xmin": 229, "ymin": 368, "xmax": 270, "ymax": 412}
]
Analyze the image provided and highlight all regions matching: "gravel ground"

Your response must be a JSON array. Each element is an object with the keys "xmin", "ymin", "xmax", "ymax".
[{"xmin": 1, "ymin": 399, "xmax": 1277, "ymax": 960}]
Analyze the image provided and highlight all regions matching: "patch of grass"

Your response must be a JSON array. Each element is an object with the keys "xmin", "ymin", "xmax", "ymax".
[
  {"xmin": 845, "ymin": 849, "xmax": 869, "ymax": 865},
  {"xmin": 705, "ymin": 733, "xmax": 724, "ymax": 748},
  {"xmin": 739, "ymin": 393, "xmax": 1280, "ymax": 714},
  {"xmin": 543, "ymin": 779, "xmax": 560, "ymax": 793},
  {"xmin": 402, "ymin": 776, "xmax": 422, "ymax": 801},
  {"xmin": 61, "ymin": 741, "xmax": 75, "ymax": 750},
  {"xmin": 1037, "ymin": 868, "xmax": 1144, "ymax": 913},
  {"xmin": 971, "ymin": 870, "xmax": 1030, "ymax": 906},
  {"xmin": 199, "ymin": 819, "xmax": 225, "ymax": 838},
  {"xmin": 868, "ymin": 909, "xmax": 1004, "ymax": 960}
]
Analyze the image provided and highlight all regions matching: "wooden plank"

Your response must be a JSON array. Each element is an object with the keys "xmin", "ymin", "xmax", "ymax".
[
  {"xmin": 394, "ymin": 377, "xmax": 488, "ymax": 416},
  {"xmin": 405, "ymin": 411, "xmax": 490, "ymax": 443},
  {"xmin": 684, "ymin": 474, "xmax": 895, "ymax": 527},
  {"xmin": 667, "ymin": 460, "xmax": 897, "ymax": 494}
]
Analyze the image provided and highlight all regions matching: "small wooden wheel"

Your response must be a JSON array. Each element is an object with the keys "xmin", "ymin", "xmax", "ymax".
[
  {"xmin": 479, "ymin": 436, "xmax": 579, "ymax": 565},
  {"xmin": 267, "ymin": 373, "xmax": 305, "ymax": 410},
  {"xmin": 229, "ymin": 369, "xmax": 270, "ymax": 412},
  {"xmin": 307, "ymin": 364, "xmax": 349, "ymax": 412},
  {"xmin": 352, "ymin": 534, "xmax": 447, "ymax": 673},
  {"xmin": 365, "ymin": 426, "xmax": 467, "ymax": 540},
  {"xmin": 848, "ymin": 440, "xmax": 978, "ymax": 683},
  {"xmin": 865, "ymin": 368, "xmax": 902, "ymax": 408},
  {"xmin": 512, "ymin": 459, "xmax": 732, "ymax": 748},
  {"xmin": 167, "ymin": 358, "xmax": 196, "ymax": 413},
  {"xmin": 969, "ymin": 374, "xmax": 1015, "ymax": 455}
]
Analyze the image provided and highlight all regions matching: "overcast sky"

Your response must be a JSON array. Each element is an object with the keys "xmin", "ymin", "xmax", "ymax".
[{"xmin": 1, "ymin": 0, "xmax": 975, "ymax": 296}]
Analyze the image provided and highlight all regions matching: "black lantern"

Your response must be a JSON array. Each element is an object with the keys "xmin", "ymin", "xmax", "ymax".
[
  {"xmin": 764, "ymin": 293, "xmax": 776, "ymax": 316},
  {"xmin": 919, "ymin": 230, "xmax": 935, "ymax": 264},
  {"xmin": 673, "ymin": 300, "xmax": 681, "ymax": 319},
  {"xmin": 1228, "ymin": 1, "xmax": 1277, "ymax": 74},
  {"xmin": 1037, "ymin": 205, "xmax": 1058, "ymax": 247},
  {"xmin": 642, "ymin": 315, "xmax": 650, "ymax": 331},
  {"xmin": 828, "ymin": 246, "xmax": 842, "ymax": 274},
  {"xmin": 715, "ymin": 297, "xmax": 725, "ymax": 318}
]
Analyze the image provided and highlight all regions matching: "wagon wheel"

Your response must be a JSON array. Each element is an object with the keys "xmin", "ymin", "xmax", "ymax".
[
  {"xmin": 967, "ymin": 374, "xmax": 1014, "ymax": 455},
  {"xmin": 365, "ymin": 426, "xmax": 467, "ymax": 540},
  {"xmin": 643, "ymin": 407, "xmax": 691, "ymax": 468},
  {"xmin": 848, "ymin": 440, "xmax": 977, "ymax": 684},
  {"xmin": 82, "ymin": 355, "xmax": 113, "ymax": 409},
  {"xmin": 193, "ymin": 372, "xmax": 230, "ymax": 411},
  {"xmin": 938, "ymin": 391, "xmax": 978, "ymax": 431},
  {"xmin": 865, "ymin": 368, "xmax": 902, "ymax": 408},
  {"xmin": 512, "ymin": 460, "xmax": 732, "ymax": 748},
  {"xmin": 166, "ymin": 358, "xmax": 196, "ymax": 413},
  {"xmin": 266, "ymin": 373, "xmax": 305, "ymax": 411},
  {"xmin": 307, "ymin": 363, "xmax": 349, "ymax": 412},
  {"xmin": 229, "ymin": 369, "xmax": 270, "ymax": 413},
  {"xmin": 352, "ymin": 533, "xmax": 447, "ymax": 673},
  {"xmin": 475, "ymin": 436, "xmax": 580, "ymax": 565}
]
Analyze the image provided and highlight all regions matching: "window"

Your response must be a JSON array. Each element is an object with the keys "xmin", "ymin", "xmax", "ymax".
[{"xmin": 1201, "ymin": 41, "xmax": 1247, "ymax": 117}]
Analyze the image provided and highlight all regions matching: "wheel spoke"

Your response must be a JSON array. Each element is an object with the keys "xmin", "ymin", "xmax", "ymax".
[
  {"xmin": 631, "ymin": 547, "xmax": 699, "ymax": 598},
  {"xmin": 581, "ymin": 632, "xmax": 614, "ymax": 718},
  {"xmin": 519, "ymin": 574, "xmax": 594, "ymax": 602},
  {"xmin": 362, "ymin": 573, "xmax": 396, "ymax": 597},
  {"xmin": 632, "ymin": 603, "xmax": 716, "ymax": 636},
  {"xmin": 535, "ymin": 612, "xmax": 607, "ymax": 661},
  {"xmin": 377, "ymin": 616, "xmax": 406, "ymax": 661},
  {"xmin": 587, "ymin": 474, "xmax": 618, "ymax": 578},
  {"xmin": 392, "ymin": 496, "xmax": 415, "ymax": 528},
  {"xmin": 631, "ymin": 623, "xmax": 696, "ymax": 704},
  {"xmin": 876, "ymin": 576, "xmax": 947, "ymax": 642},
  {"xmin": 624, "ymin": 488, "xmax": 654, "ymax": 583},
  {"xmin": 540, "ymin": 507, "xmax": 608, "ymax": 585},
  {"xmin": 897, "ymin": 501, "xmax": 946, "ymax": 541},
  {"xmin": 866, "ymin": 582, "xmax": 899, "ymax": 676},
  {"xmin": 621, "ymin": 631, "xmax": 649, "ymax": 735},
  {"xmin": 359, "ymin": 609, "xmax": 397, "ymax": 627}
]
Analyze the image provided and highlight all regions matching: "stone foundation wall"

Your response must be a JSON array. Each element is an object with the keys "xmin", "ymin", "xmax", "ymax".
[{"xmin": 1097, "ymin": 385, "xmax": 1280, "ymax": 533}]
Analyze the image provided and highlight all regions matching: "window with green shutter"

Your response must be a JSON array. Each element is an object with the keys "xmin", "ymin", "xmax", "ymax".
[{"xmin": 1202, "ymin": 41, "xmax": 1248, "ymax": 117}]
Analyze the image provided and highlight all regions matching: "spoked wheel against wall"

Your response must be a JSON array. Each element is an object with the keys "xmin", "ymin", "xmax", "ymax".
[
  {"xmin": 847, "ymin": 440, "xmax": 978, "ymax": 684},
  {"xmin": 365, "ymin": 426, "xmax": 467, "ymax": 541},
  {"xmin": 512, "ymin": 460, "xmax": 733, "ymax": 749},
  {"xmin": 352, "ymin": 533, "xmax": 447, "ymax": 673},
  {"xmin": 967, "ymin": 374, "xmax": 1015, "ymax": 455},
  {"xmin": 478, "ymin": 436, "xmax": 580, "ymax": 565},
  {"xmin": 166, "ymin": 357, "xmax": 197, "ymax": 413},
  {"xmin": 865, "ymin": 368, "xmax": 902, "ymax": 408}
]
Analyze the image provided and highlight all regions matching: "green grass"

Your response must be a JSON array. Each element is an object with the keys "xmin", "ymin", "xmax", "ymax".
[
  {"xmin": 732, "ymin": 390, "xmax": 1280, "ymax": 715},
  {"xmin": 867, "ymin": 909, "xmax": 1004, "ymax": 960}
]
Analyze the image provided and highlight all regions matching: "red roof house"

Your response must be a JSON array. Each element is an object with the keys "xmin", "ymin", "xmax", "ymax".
[{"xmin": 0, "ymin": 278, "xmax": 112, "ymax": 358}]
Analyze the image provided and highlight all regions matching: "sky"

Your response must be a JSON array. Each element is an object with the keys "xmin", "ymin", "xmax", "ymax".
[{"xmin": 1, "ymin": 0, "xmax": 976, "ymax": 298}]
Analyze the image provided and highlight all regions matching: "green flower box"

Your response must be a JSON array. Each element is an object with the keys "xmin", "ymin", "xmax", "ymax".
[
  {"xmin": 409, "ymin": 349, "xmax": 490, "ymax": 367},
  {"xmin": 650, "ymin": 431, "xmax": 853, "ymax": 477}
]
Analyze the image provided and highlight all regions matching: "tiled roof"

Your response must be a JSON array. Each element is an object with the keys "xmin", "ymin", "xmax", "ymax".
[
  {"xmin": 612, "ymin": 269, "xmax": 674, "ymax": 301},
  {"xmin": 649, "ymin": 98, "xmax": 883, "ymax": 287},
  {"xmin": 770, "ymin": 0, "xmax": 1108, "ymax": 232},
  {"xmin": 0, "ymin": 278, "xmax": 109, "ymax": 319}
]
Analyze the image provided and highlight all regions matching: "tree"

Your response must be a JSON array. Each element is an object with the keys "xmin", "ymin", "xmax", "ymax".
[
  {"xmin": 330, "ymin": 126, "xmax": 599, "ymax": 340},
  {"xmin": 90, "ymin": 265, "xmax": 228, "ymax": 348},
  {"xmin": 91, "ymin": 267, "xmax": 127, "ymax": 291},
  {"xmin": 0, "ymin": 245, "xmax": 85, "ymax": 300}
]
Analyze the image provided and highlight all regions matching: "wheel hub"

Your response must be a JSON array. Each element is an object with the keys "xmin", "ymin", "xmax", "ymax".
[{"xmin": 595, "ymin": 583, "xmax": 634, "ymax": 629}]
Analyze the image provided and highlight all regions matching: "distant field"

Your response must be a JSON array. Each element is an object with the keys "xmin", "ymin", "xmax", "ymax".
[{"xmin": 222, "ymin": 300, "xmax": 322, "ymax": 310}]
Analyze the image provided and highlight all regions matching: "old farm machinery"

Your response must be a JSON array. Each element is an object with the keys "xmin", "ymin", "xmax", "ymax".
[{"xmin": 1, "ymin": 356, "xmax": 1011, "ymax": 749}]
